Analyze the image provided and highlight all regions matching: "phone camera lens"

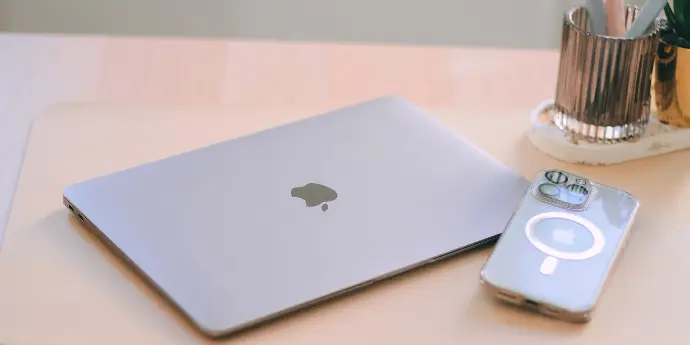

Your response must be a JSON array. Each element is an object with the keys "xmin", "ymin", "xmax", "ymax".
[
  {"xmin": 538, "ymin": 183, "xmax": 560, "ymax": 197},
  {"xmin": 545, "ymin": 170, "xmax": 568, "ymax": 184},
  {"xmin": 567, "ymin": 184, "xmax": 589, "ymax": 196}
]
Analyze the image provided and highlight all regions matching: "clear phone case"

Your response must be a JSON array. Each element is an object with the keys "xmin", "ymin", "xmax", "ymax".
[{"xmin": 480, "ymin": 169, "xmax": 639, "ymax": 323}]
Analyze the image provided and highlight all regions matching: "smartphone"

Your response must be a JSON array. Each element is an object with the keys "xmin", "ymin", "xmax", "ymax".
[{"xmin": 479, "ymin": 169, "xmax": 639, "ymax": 323}]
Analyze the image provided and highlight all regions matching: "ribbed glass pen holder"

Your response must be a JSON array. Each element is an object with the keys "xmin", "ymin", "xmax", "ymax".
[
  {"xmin": 553, "ymin": 5, "xmax": 660, "ymax": 144},
  {"xmin": 527, "ymin": 5, "xmax": 690, "ymax": 165}
]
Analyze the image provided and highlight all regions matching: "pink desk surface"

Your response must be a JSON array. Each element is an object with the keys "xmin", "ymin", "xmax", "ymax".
[
  {"xmin": 6, "ymin": 102, "xmax": 687, "ymax": 345},
  {"xmin": 4, "ymin": 34, "xmax": 690, "ymax": 345},
  {"xmin": 0, "ymin": 34, "xmax": 558, "ymax": 240}
]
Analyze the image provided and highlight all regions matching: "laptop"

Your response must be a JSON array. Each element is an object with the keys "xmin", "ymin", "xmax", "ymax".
[{"xmin": 63, "ymin": 96, "xmax": 529, "ymax": 337}]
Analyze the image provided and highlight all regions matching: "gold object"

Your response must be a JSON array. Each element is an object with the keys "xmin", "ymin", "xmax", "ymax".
[{"xmin": 653, "ymin": 38, "xmax": 690, "ymax": 127}]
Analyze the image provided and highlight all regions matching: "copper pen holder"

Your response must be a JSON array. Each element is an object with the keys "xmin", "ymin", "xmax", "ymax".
[{"xmin": 553, "ymin": 5, "xmax": 661, "ymax": 143}]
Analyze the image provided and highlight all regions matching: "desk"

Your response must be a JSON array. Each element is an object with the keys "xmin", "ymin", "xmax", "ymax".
[
  {"xmin": 0, "ymin": 34, "xmax": 558, "ymax": 240},
  {"xmin": 3, "ymin": 34, "xmax": 690, "ymax": 344}
]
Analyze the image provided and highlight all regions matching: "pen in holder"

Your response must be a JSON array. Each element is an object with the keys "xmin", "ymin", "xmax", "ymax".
[{"xmin": 554, "ymin": 5, "xmax": 660, "ymax": 143}]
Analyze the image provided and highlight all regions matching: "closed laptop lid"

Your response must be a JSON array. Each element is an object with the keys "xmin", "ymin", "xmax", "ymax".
[{"xmin": 63, "ymin": 96, "xmax": 529, "ymax": 336}]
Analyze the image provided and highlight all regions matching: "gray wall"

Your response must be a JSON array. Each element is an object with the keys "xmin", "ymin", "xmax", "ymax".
[{"xmin": 0, "ymin": 0, "xmax": 647, "ymax": 49}]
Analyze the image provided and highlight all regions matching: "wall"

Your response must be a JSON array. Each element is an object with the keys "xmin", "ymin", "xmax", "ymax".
[{"xmin": 0, "ymin": 0, "xmax": 648, "ymax": 49}]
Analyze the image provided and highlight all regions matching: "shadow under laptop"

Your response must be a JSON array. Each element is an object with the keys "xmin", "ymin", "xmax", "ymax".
[{"xmin": 53, "ymin": 209, "xmax": 506, "ymax": 342}]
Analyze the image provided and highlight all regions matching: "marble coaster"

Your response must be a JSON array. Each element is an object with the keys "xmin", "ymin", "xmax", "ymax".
[{"xmin": 527, "ymin": 100, "xmax": 690, "ymax": 165}]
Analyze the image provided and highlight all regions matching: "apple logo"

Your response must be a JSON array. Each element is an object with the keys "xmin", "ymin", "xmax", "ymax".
[
  {"xmin": 552, "ymin": 227, "xmax": 576, "ymax": 245},
  {"xmin": 291, "ymin": 183, "xmax": 338, "ymax": 212}
]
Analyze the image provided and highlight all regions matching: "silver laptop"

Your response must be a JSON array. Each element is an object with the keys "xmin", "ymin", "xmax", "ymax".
[{"xmin": 63, "ymin": 96, "xmax": 529, "ymax": 337}]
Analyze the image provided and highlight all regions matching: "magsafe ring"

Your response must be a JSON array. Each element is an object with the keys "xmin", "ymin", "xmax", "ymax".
[{"xmin": 525, "ymin": 211, "xmax": 605, "ymax": 261}]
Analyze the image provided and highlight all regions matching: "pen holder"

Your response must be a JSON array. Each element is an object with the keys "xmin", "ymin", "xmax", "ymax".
[
  {"xmin": 527, "ymin": 5, "xmax": 690, "ymax": 166},
  {"xmin": 553, "ymin": 5, "xmax": 660, "ymax": 143}
]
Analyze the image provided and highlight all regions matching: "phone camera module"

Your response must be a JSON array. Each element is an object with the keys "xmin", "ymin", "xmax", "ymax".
[
  {"xmin": 538, "ymin": 183, "xmax": 561, "ymax": 197},
  {"xmin": 567, "ymin": 184, "xmax": 589, "ymax": 197},
  {"xmin": 545, "ymin": 170, "xmax": 568, "ymax": 184}
]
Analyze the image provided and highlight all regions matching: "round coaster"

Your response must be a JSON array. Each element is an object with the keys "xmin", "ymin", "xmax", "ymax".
[{"xmin": 527, "ymin": 100, "xmax": 690, "ymax": 165}]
